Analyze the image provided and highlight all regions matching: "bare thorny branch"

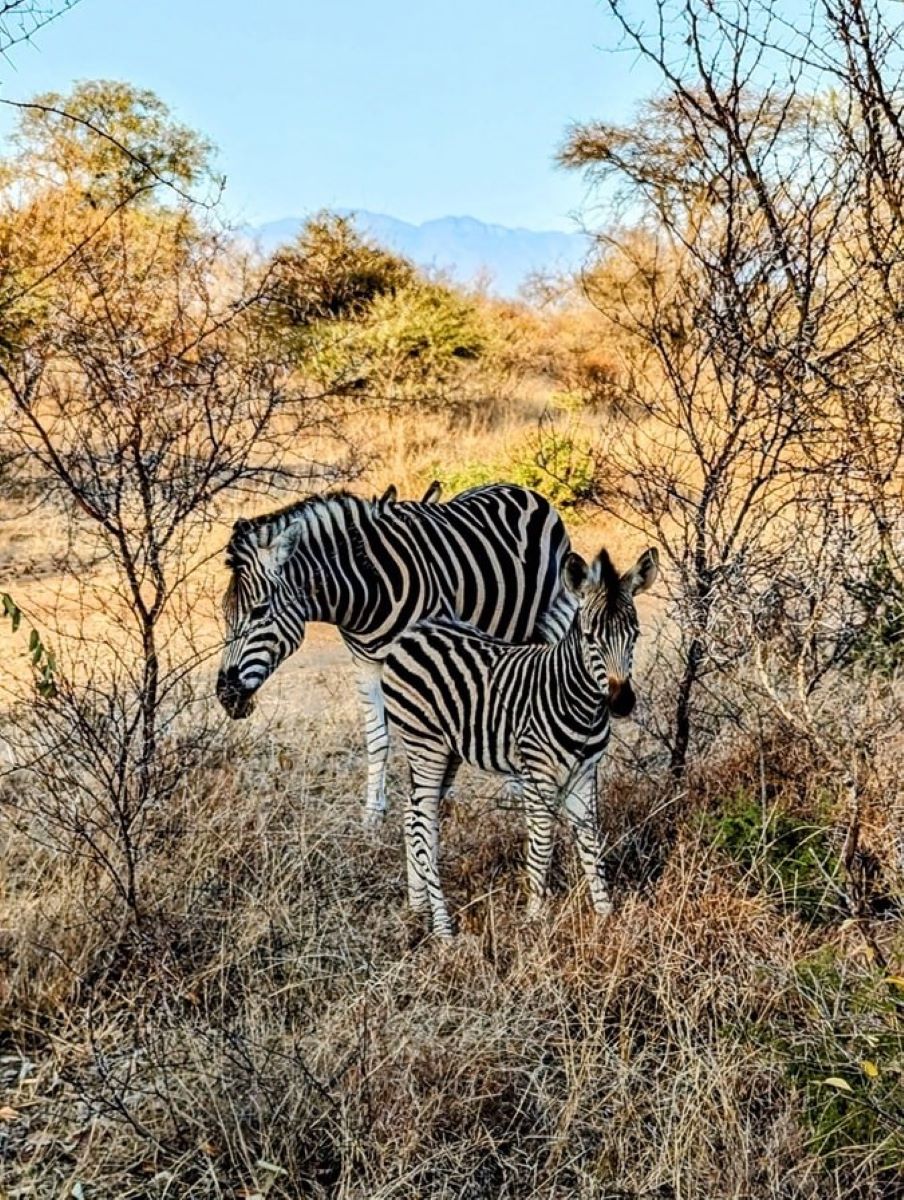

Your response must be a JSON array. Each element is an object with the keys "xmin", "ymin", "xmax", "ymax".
[
  {"xmin": 562, "ymin": 0, "xmax": 904, "ymax": 779},
  {"xmin": 0, "ymin": 0, "xmax": 78, "ymax": 59}
]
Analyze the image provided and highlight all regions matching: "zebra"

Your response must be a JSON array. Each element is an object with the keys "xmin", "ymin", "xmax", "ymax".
[
  {"xmin": 381, "ymin": 545, "xmax": 659, "ymax": 937},
  {"xmin": 216, "ymin": 484, "xmax": 577, "ymax": 826}
]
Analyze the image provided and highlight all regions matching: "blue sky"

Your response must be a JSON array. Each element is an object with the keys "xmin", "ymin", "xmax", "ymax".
[{"xmin": 0, "ymin": 0, "xmax": 657, "ymax": 230}]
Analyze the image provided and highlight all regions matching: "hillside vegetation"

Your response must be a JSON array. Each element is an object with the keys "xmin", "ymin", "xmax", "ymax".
[{"xmin": 1, "ymin": 2, "xmax": 903, "ymax": 1197}]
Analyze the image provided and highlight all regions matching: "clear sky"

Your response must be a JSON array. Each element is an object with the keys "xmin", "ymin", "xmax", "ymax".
[{"xmin": 0, "ymin": 0, "xmax": 658, "ymax": 231}]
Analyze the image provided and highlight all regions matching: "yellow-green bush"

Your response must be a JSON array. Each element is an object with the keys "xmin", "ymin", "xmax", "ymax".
[{"xmin": 433, "ymin": 423, "xmax": 598, "ymax": 508}]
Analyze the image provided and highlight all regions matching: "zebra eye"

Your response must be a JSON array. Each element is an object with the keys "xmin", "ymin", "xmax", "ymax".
[{"xmin": 249, "ymin": 603, "xmax": 269, "ymax": 621}]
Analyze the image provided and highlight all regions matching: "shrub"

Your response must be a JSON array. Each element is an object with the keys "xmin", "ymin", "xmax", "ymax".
[
  {"xmin": 263, "ymin": 212, "xmax": 415, "ymax": 328},
  {"xmin": 262, "ymin": 217, "xmax": 495, "ymax": 412},
  {"xmin": 709, "ymin": 791, "xmax": 845, "ymax": 925},
  {"xmin": 844, "ymin": 554, "xmax": 904, "ymax": 676},
  {"xmin": 433, "ymin": 423, "xmax": 598, "ymax": 508},
  {"xmin": 352, "ymin": 280, "xmax": 487, "ymax": 407},
  {"xmin": 778, "ymin": 950, "xmax": 904, "ymax": 1185}
]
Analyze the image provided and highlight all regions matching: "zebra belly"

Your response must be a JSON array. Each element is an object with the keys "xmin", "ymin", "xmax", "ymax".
[{"xmin": 398, "ymin": 686, "xmax": 519, "ymax": 777}]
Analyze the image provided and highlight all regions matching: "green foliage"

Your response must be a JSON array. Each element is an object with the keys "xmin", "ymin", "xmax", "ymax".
[
  {"xmin": 351, "ymin": 280, "xmax": 486, "ymax": 402},
  {"xmin": 265, "ymin": 213, "xmax": 415, "ymax": 329},
  {"xmin": 261, "ymin": 215, "xmax": 495, "ymax": 409},
  {"xmin": 364, "ymin": 280, "xmax": 484, "ymax": 368},
  {"xmin": 710, "ymin": 791, "xmax": 843, "ymax": 924},
  {"xmin": 780, "ymin": 951, "xmax": 904, "ymax": 1176},
  {"xmin": 12, "ymin": 79, "xmax": 214, "ymax": 202},
  {"xmin": 1, "ymin": 593, "xmax": 56, "ymax": 698},
  {"xmin": 844, "ymin": 553, "xmax": 904, "ymax": 675},
  {"xmin": 434, "ymin": 425, "xmax": 598, "ymax": 508},
  {"xmin": 508, "ymin": 426, "xmax": 597, "ymax": 506}
]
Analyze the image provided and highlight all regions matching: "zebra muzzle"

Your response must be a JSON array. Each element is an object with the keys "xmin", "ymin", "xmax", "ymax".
[
  {"xmin": 608, "ymin": 679, "xmax": 636, "ymax": 718},
  {"xmin": 216, "ymin": 670, "xmax": 257, "ymax": 719}
]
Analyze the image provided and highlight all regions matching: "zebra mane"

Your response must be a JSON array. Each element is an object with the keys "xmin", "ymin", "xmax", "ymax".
[
  {"xmin": 227, "ymin": 490, "xmax": 368, "ymax": 560},
  {"xmin": 595, "ymin": 549, "xmax": 622, "ymax": 604}
]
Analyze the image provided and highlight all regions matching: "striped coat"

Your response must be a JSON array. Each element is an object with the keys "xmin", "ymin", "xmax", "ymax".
[
  {"xmin": 217, "ymin": 484, "xmax": 576, "ymax": 823},
  {"xmin": 383, "ymin": 546, "xmax": 659, "ymax": 936}
]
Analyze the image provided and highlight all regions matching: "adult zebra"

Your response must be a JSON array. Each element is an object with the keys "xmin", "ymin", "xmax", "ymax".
[
  {"xmin": 382, "ymin": 545, "xmax": 659, "ymax": 936},
  {"xmin": 216, "ymin": 484, "xmax": 576, "ymax": 825}
]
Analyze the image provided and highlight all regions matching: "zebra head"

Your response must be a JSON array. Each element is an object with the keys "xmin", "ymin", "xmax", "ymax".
[
  {"xmin": 563, "ymin": 546, "xmax": 659, "ymax": 717},
  {"xmin": 216, "ymin": 516, "xmax": 307, "ymax": 718}
]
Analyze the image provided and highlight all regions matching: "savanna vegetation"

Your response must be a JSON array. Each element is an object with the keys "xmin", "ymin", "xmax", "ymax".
[{"xmin": 1, "ymin": 1, "xmax": 902, "ymax": 1196}]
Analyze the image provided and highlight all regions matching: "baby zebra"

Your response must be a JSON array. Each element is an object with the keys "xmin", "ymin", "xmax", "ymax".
[{"xmin": 383, "ymin": 545, "xmax": 659, "ymax": 936}]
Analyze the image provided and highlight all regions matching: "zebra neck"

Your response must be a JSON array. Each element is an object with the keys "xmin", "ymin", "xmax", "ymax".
[
  {"xmin": 558, "ymin": 618, "xmax": 606, "ymax": 706},
  {"xmin": 286, "ymin": 501, "xmax": 406, "ymax": 635}
]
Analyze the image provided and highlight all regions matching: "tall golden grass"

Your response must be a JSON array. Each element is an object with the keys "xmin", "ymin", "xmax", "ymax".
[{"xmin": 2, "ymin": 663, "xmax": 901, "ymax": 1197}]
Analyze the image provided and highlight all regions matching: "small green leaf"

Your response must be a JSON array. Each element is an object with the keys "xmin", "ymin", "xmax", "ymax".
[{"xmin": 28, "ymin": 629, "xmax": 39, "ymax": 652}]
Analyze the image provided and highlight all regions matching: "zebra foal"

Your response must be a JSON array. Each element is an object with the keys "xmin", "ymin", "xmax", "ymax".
[{"xmin": 382, "ymin": 545, "xmax": 659, "ymax": 937}]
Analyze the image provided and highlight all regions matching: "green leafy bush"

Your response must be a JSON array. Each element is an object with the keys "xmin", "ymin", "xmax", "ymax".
[
  {"xmin": 262, "ymin": 216, "xmax": 494, "ymax": 410},
  {"xmin": 780, "ymin": 951, "xmax": 904, "ymax": 1178},
  {"xmin": 844, "ymin": 553, "xmax": 904, "ymax": 675},
  {"xmin": 434, "ymin": 425, "xmax": 598, "ymax": 508},
  {"xmin": 709, "ymin": 791, "xmax": 843, "ymax": 924},
  {"xmin": 352, "ymin": 280, "xmax": 487, "ymax": 405}
]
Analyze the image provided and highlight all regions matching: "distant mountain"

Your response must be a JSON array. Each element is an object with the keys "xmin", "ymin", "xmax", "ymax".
[{"xmin": 247, "ymin": 211, "xmax": 590, "ymax": 295}]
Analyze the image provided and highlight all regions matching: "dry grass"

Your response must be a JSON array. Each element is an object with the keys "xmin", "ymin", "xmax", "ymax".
[
  {"xmin": 1, "ymin": 687, "xmax": 901, "ymax": 1199},
  {"xmin": 0, "ymin": 375, "xmax": 900, "ymax": 1199}
]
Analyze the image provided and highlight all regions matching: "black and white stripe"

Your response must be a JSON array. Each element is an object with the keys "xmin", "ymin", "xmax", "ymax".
[
  {"xmin": 382, "ymin": 546, "xmax": 659, "ymax": 936},
  {"xmin": 216, "ymin": 484, "xmax": 577, "ymax": 823}
]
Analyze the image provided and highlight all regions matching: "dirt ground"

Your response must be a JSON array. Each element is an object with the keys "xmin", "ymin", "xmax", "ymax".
[{"xmin": 250, "ymin": 622, "xmax": 357, "ymax": 719}]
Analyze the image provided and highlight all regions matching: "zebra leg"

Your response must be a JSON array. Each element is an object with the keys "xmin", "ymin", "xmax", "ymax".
[
  {"xmin": 404, "ymin": 756, "xmax": 454, "ymax": 937},
  {"xmin": 523, "ymin": 780, "xmax": 558, "ymax": 919},
  {"xmin": 355, "ymin": 661, "xmax": 389, "ymax": 830},
  {"xmin": 403, "ymin": 799, "xmax": 428, "ymax": 914},
  {"xmin": 404, "ymin": 755, "xmax": 457, "ymax": 916},
  {"xmin": 563, "ymin": 766, "xmax": 612, "ymax": 917},
  {"xmin": 440, "ymin": 754, "xmax": 461, "ymax": 802}
]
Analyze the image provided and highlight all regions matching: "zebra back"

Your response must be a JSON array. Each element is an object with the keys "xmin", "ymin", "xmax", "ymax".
[{"xmin": 218, "ymin": 484, "xmax": 575, "ymax": 704}]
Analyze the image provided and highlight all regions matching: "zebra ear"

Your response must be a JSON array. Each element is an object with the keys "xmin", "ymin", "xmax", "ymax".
[
  {"xmin": 563, "ymin": 553, "xmax": 589, "ymax": 596},
  {"xmin": 227, "ymin": 517, "xmax": 254, "ymax": 564},
  {"xmin": 622, "ymin": 547, "xmax": 659, "ymax": 596},
  {"xmin": 271, "ymin": 520, "xmax": 303, "ymax": 568},
  {"xmin": 377, "ymin": 484, "xmax": 398, "ymax": 510},
  {"xmin": 421, "ymin": 480, "xmax": 442, "ymax": 504}
]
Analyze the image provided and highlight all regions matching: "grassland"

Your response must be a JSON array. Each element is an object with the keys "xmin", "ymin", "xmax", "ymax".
[
  {"xmin": 1, "ymin": 388, "xmax": 902, "ymax": 1196},
  {"xmin": 2, "ymin": 681, "xmax": 902, "ymax": 1199}
]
